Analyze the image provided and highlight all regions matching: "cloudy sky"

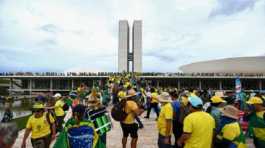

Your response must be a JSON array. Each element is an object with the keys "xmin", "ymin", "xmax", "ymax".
[{"xmin": 0, "ymin": 0, "xmax": 265, "ymax": 72}]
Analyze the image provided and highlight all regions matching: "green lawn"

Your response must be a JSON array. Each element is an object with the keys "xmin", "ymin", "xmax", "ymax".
[
  {"xmin": 11, "ymin": 114, "xmax": 32, "ymax": 130},
  {"xmin": 0, "ymin": 79, "xmax": 10, "ymax": 84}
]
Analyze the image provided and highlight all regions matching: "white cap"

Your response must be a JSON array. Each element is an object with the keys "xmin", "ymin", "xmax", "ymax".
[{"xmin": 53, "ymin": 93, "xmax": 62, "ymax": 98}]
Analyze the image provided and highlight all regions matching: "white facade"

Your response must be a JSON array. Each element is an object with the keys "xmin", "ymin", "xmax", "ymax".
[
  {"xmin": 132, "ymin": 20, "xmax": 142, "ymax": 72},
  {"xmin": 118, "ymin": 20, "xmax": 129, "ymax": 72}
]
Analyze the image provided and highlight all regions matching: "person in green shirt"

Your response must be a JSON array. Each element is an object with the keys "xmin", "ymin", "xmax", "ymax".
[
  {"xmin": 215, "ymin": 105, "xmax": 246, "ymax": 148},
  {"xmin": 54, "ymin": 104, "xmax": 98, "ymax": 148},
  {"xmin": 246, "ymin": 97, "xmax": 265, "ymax": 148}
]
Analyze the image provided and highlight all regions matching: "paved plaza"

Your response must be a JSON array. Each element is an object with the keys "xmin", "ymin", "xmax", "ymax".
[
  {"xmin": 13, "ymin": 115, "xmax": 158, "ymax": 148},
  {"xmin": 12, "ymin": 113, "xmax": 255, "ymax": 148}
]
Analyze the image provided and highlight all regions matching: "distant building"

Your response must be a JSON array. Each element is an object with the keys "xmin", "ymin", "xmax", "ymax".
[
  {"xmin": 132, "ymin": 20, "xmax": 142, "ymax": 72},
  {"xmin": 180, "ymin": 56, "xmax": 265, "ymax": 73},
  {"xmin": 118, "ymin": 20, "xmax": 129, "ymax": 72},
  {"xmin": 118, "ymin": 20, "xmax": 142, "ymax": 72}
]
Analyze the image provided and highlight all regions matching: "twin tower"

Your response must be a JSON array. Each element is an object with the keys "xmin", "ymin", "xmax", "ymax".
[{"xmin": 118, "ymin": 20, "xmax": 142, "ymax": 72}]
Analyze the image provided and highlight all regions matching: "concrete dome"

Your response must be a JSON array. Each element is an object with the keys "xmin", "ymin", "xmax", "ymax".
[{"xmin": 180, "ymin": 56, "xmax": 265, "ymax": 73}]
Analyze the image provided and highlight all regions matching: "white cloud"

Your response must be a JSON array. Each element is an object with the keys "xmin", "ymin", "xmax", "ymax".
[{"xmin": 0, "ymin": 0, "xmax": 265, "ymax": 72}]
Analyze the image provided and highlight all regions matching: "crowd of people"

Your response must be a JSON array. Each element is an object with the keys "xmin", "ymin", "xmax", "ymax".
[
  {"xmin": 0, "ymin": 73, "xmax": 265, "ymax": 148},
  {"xmin": 106, "ymin": 74, "xmax": 265, "ymax": 148}
]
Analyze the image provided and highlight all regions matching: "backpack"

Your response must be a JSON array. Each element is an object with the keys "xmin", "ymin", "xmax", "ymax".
[{"xmin": 111, "ymin": 99, "xmax": 128, "ymax": 121}]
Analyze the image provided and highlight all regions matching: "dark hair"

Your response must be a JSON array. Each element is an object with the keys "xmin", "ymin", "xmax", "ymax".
[
  {"xmin": 188, "ymin": 102, "xmax": 203, "ymax": 110},
  {"xmin": 210, "ymin": 102, "xmax": 222, "ymax": 107},
  {"xmin": 193, "ymin": 105, "xmax": 203, "ymax": 110},
  {"xmin": 73, "ymin": 104, "xmax": 86, "ymax": 120},
  {"xmin": 169, "ymin": 90, "xmax": 178, "ymax": 98},
  {"xmin": 150, "ymin": 88, "xmax": 155, "ymax": 93}
]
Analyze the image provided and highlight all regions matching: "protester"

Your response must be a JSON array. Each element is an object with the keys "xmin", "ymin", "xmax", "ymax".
[
  {"xmin": 64, "ymin": 93, "xmax": 74, "ymax": 109},
  {"xmin": 53, "ymin": 93, "xmax": 65, "ymax": 132},
  {"xmin": 101, "ymin": 86, "xmax": 110, "ymax": 106},
  {"xmin": 208, "ymin": 96, "xmax": 226, "ymax": 130},
  {"xmin": 86, "ymin": 89, "xmax": 111, "ymax": 148},
  {"xmin": 215, "ymin": 105, "xmax": 246, "ymax": 148},
  {"xmin": 1, "ymin": 106, "xmax": 13, "ymax": 123},
  {"xmin": 121, "ymin": 89, "xmax": 144, "ymax": 148},
  {"xmin": 0, "ymin": 122, "xmax": 19, "ymax": 148},
  {"xmin": 169, "ymin": 90, "xmax": 183, "ymax": 148},
  {"xmin": 157, "ymin": 92, "xmax": 173, "ymax": 148},
  {"xmin": 77, "ymin": 83, "xmax": 88, "ymax": 104},
  {"xmin": 54, "ymin": 104, "xmax": 99, "ymax": 148},
  {"xmin": 177, "ymin": 96, "xmax": 215, "ymax": 148},
  {"xmin": 22, "ymin": 103, "xmax": 56, "ymax": 148},
  {"xmin": 145, "ymin": 87, "xmax": 160, "ymax": 119},
  {"xmin": 246, "ymin": 97, "xmax": 265, "ymax": 148}
]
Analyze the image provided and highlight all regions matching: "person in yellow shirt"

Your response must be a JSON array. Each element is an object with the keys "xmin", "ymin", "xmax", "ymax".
[
  {"xmin": 177, "ymin": 96, "xmax": 215, "ymax": 148},
  {"xmin": 145, "ymin": 88, "xmax": 160, "ymax": 119},
  {"xmin": 53, "ymin": 93, "xmax": 65, "ymax": 132},
  {"xmin": 157, "ymin": 92, "xmax": 173, "ymax": 148},
  {"xmin": 246, "ymin": 96, "xmax": 265, "ymax": 148},
  {"xmin": 22, "ymin": 103, "xmax": 56, "ymax": 148},
  {"xmin": 121, "ymin": 89, "xmax": 144, "ymax": 148}
]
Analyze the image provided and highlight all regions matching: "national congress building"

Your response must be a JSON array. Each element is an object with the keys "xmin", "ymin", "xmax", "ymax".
[{"xmin": 118, "ymin": 20, "xmax": 142, "ymax": 72}]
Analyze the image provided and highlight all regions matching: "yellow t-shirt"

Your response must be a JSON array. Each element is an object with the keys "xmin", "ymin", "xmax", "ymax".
[
  {"xmin": 26, "ymin": 113, "xmax": 55, "ymax": 139},
  {"xmin": 253, "ymin": 111, "xmax": 265, "ymax": 140},
  {"xmin": 123, "ymin": 100, "xmax": 138, "ymax": 124},
  {"xmin": 157, "ymin": 103, "xmax": 173, "ymax": 136},
  {"xmin": 220, "ymin": 122, "xmax": 240, "ymax": 141},
  {"xmin": 218, "ymin": 122, "xmax": 247, "ymax": 148},
  {"xmin": 183, "ymin": 111, "xmax": 215, "ymax": 148},
  {"xmin": 151, "ymin": 92, "xmax": 159, "ymax": 103},
  {"xmin": 55, "ymin": 99, "xmax": 65, "ymax": 116}
]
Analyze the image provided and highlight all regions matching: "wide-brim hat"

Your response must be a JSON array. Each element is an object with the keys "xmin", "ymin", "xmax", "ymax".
[
  {"xmin": 158, "ymin": 92, "xmax": 172, "ymax": 103},
  {"xmin": 125, "ymin": 89, "xmax": 137, "ymax": 98},
  {"xmin": 86, "ymin": 94, "xmax": 100, "ymax": 102},
  {"xmin": 220, "ymin": 105, "xmax": 239, "ymax": 120},
  {"xmin": 215, "ymin": 91, "xmax": 227, "ymax": 98}
]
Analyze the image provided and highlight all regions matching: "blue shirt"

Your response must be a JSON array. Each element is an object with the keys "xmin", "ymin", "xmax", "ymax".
[{"xmin": 171, "ymin": 100, "xmax": 181, "ymax": 121}]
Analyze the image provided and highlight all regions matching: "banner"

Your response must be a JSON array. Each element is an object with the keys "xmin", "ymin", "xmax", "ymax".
[{"xmin": 235, "ymin": 77, "xmax": 241, "ymax": 101}]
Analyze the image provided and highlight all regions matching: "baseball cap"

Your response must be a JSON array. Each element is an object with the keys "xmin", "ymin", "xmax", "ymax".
[
  {"xmin": 188, "ymin": 96, "xmax": 203, "ymax": 107},
  {"xmin": 53, "ymin": 93, "xmax": 62, "ymax": 98},
  {"xmin": 210, "ymin": 96, "xmax": 226, "ymax": 103}
]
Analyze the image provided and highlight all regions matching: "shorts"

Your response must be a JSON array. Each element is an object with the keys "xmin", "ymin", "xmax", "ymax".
[
  {"xmin": 158, "ymin": 134, "xmax": 171, "ymax": 148},
  {"xmin": 31, "ymin": 134, "xmax": 51, "ymax": 148},
  {"xmin": 120, "ymin": 123, "xmax": 138, "ymax": 138}
]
